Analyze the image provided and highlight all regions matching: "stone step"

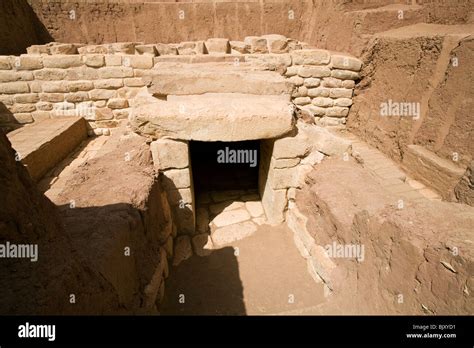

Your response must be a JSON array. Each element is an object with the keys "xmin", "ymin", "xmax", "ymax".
[
  {"xmin": 130, "ymin": 93, "xmax": 293, "ymax": 141},
  {"xmin": 7, "ymin": 117, "xmax": 88, "ymax": 181},
  {"xmin": 146, "ymin": 63, "xmax": 293, "ymax": 96},
  {"xmin": 402, "ymin": 145, "xmax": 466, "ymax": 200}
]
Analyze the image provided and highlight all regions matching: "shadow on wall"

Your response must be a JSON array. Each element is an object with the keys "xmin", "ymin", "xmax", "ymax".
[
  {"xmin": 0, "ymin": 102, "xmax": 23, "ymax": 133},
  {"xmin": 0, "ymin": 0, "xmax": 52, "ymax": 55}
]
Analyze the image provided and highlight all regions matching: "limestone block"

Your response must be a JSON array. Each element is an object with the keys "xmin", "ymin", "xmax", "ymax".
[
  {"xmin": 298, "ymin": 66, "xmax": 331, "ymax": 78},
  {"xmin": 262, "ymin": 34, "xmax": 288, "ymax": 53},
  {"xmin": 312, "ymin": 97, "xmax": 334, "ymax": 107},
  {"xmin": 0, "ymin": 95, "xmax": 13, "ymax": 105},
  {"xmin": 291, "ymin": 49, "xmax": 330, "ymax": 65},
  {"xmin": 321, "ymin": 77, "xmax": 343, "ymax": 88},
  {"xmin": 16, "ymin": 56, "xmax": 43, "ymax": 70},
  {"xmin": 0, "ymin": 57, "xmax": 11, "ymax": 70},
  {"xmin": 272, "ymin": 135, "xmax": 311, "ymax": 159},
  {"xmin": 28, "ymin": 82, "xmax": 42, "ymax": 93},
  {"xmin": 244, "ymin": 36, "xmax": 268, "ymax": 53},
  {"xmin": 342, "ymin": 80, "xmax": 355, "ymax": 89},
  {"xmin": 292, "ymin": 86, "xmax": 308, "ymax": 98},
  {"xmin": 333, "ymin": 98, "xmax": 353, "ymax": 107},
  {"xmin": 205, "ymin": 38, "xmax": 230, "ymax": 54},
  {"xmin": 27, "ymin": 45, "xmax": 50, "ymax": 55},
  {"xmin": 300, "ymin": 103, "xmax": 326, "ymax": 118},
  {"xmin": 49, "ymin": 43, "xmax": 78, "ymax": 55},
  {"xmin": 212, "ymin": 221, "xmax": 257, "ymax": 247},
  {"xmin": 39, "ymin": 93, "xmax": 64, "ymax": 102},
  {"xmin": 33, "ymin": 68, "xmax": 67, "ymax": 80},
  {"xmin": 10, "ymin": 104, "xmax": 36, "ymax": 113},
  {"xmin": 31, "ymin": 111, "xmax": 51, "ymax": 122},
  {"xmin": 294, "ymin": 97, "xmax": 311, "ymax": 105},
  {"xmin": 107, "ymin": 98, "xmax": 129, "ymax": 109},
  {"xmin": 127, "ymin": 55, "xmax": 153, "ymax": 69},
  {"xmin": 287, "ymin": 39, "xmax": 302, "ymax": 51},
  {"xmin": 150, "ymin": 138, "xmax": 189, "ymax": 170},
  {"xmin": 304, "ymin": 77, "xmax": 320, "ymax": 88},
  {"xmin": 177, "ymin": 41, "xmax": 204, "ymax": 55},
  {"xmin": 43, "ymin": 55, "xmax": 83, "ymax": 69},
  {"xmin": 41, "ymin": 81, "xmax": 67, "ymax": 93},
  {"xmin": 317, "ymin": 117, "xmax": 346, "ymax": 126},
  {"xmin": 130, "ymin": 94, "xmax": 293, "ymax": 141},
  {"xmin": 331, "ymin": 69, "xmax": 360, "ymax": 80},
  {"xmin": 90, "ymin": 89, "xmax": 117, "ymax": 100},
  {"xmin": 36, "ymin": 101, "xmax": 53, "ymax": 111},
  {"xmin": 78, "ymin": 45, "xmax": 111, "ymax": 55},
  {"xmin": 13, "ymin": 93, "xmax": 39, "ymax": 104},
  {"xmin": 285, "ymin": 66, "xmax": 298, "ymax": 77},
  {"xmin": 124, "ymin": 78, "xmax": 146, "ymax": 87},
  {"xmin": 166, "ymin": 188, "xmax": 193, "ymax": 206},
  {"xmin": 162, "ymin": 168, "xmax": 191, "ymax": 189},
  {"xmin": 135, "ymin": 44, "xmax": 158, "ymax": 56},
  {"xmin": 271, "ymin": 167, "xmax": 300, "ymax": 189},
  {"xmin": 261, "ymin": 183, "xmax": 287, "ymax": 224},
  {"xmin": 244, "ymin": 54, "xmax": 292, "ymax": 71},
  {"xmin": 65, "ymin": 92, "xmax": 89, "ymax": 103},
  {"xmin": 98, "ymin": 67, "xmax": 134, "ymax": 79},
  {"xmin": 105, "ymin": 55, "xmax": 122, "ymax": 66},
  {"xmin": 0, "ymin": 71, "xmax": 34, "ymax": 82},
  {"xmin": 110, "ymin": 42, "xmax": 137, "ymax": 55},
  {"xmin": 303, "ymin": 125, "xmax": 352, "ymax": 156},
  {"xmin": 113, "ymin": 109, "xmax": 129, "ymax": 120},
  {"xmin": 230, "ymin": 41, "xmax": 249, "ymax": 54},
  {"xmin": 12, "ymin": 113, "xmax": 33, "ymax": 123},
  {"xmin": 94, "ymin": 79, "xmax": 124, "ymax": 89},
  {"xmin": 155, "ymin": 43, "xmax": 178, "ymax": 56},
  {"xmin": 329, "ymin": 88, "xmax": 353, "ymax": 98},
  {"xmin": 288, "ymin": 75, "xmax": 304, "ymax": 86},
  {"xmin": 66, "ymin": 80, "xmax": 94, "ymax": 92},
  {"xmin": 212, "ymin": 209, "xmax": 251, "ymax": 227},
  {"xmin": 83, "ymin": 54, "xmax": 105, "ymax": 68},
  {"xmin": 308, "ymin": 87, "xmax": 330, "ymax": 98},
  {"xmin": 66, "ymin": 67, "xmax": 99, "ymax": 80},
  {"xmin": 325, "ymin": 106, "xmax": 349, "ymax": 117},
  {"xmin": 331, "ymin": 54, "xmax": 363, "ymax": 72}
]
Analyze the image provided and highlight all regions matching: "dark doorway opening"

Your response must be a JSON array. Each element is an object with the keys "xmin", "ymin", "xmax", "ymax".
[{"xmin": 190, "ymin": 140, "xmax": 260, "ymax": 195}]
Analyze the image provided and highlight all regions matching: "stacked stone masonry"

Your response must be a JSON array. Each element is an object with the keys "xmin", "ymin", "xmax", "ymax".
[{"xmin": 0, "ymin": 35, "xmax": 362, "ymax": 133}]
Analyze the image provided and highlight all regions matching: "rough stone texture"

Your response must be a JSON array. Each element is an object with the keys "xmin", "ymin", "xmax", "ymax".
[
  {"xmin": 212, "ymin": 221, "xmax": 257, "ymax": 247},
  {"xmin": 150, "ymin": 138, "xmax": 189, "ymax": 170},
  {"xmin": 130, "ymin": 93, "xmax": 294, "ymax": 142},
  {"xmin": 172, "ymin": 236, "xmax": 192, "ymax": 266}
]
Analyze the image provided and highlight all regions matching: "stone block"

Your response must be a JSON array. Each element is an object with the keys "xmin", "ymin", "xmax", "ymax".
[
  {"xmin": 244, "ymin": 36, "xmax": 268, "ymax": 53},
  {"xmin": 333, "ymin": 98, "xmax": 353, "ymax": 107},
  {"xmin": 13, "ymin": 93, "xmax": 39, "ymax": 104},
  {"xmin": 291, "ymin": 49, "xmax": 330, "ymax": 65},
  {"xmin": 285, "ymin": 65, "xmax": 298, "ymax": 77},
  {"xmin": 325, "ymin": 106, "xmax": 349, "ymax": 117},
  {"xmin": 90, "ymin": 89, "xmax": 117, "ymax": 100},
  {"xmin": 230, "ymin": 41, "xmax": 249, "ymax": 54},
  {"xmin": 16, "ymin": 56, "xmax": 43, "ymax": 70},
  {"xmin": 127, "ymin": 55, "xmax": 153, "ymax": 69},
  {"xmin": 162, "ymin": 168, "xmax": 191, "ymax": 189},
  {"xmin": 298, "ymin": 66, "xmax": 331, "ymax": 78},
  {"xmin": 83, "ymin": 54, "xmax": 105, "ymax": 68},
  {"xmin": 308, "ymin": 87, "xmax": 330, "ymax": 98},
  {"xmin": 329, "ymin": 88, "xmax": 353, "ymax": 98},
  {"xmin": 66, "ymin": 80, "xmax": 94, "ymax": 92},
  {"xmin": 294, "ymin": 97, "xmax": 311, "ymax": 105},
  {"xmin": 212, "ymin": 221, "xmax": 257, "ymax": 247},
  {"xmin": 150, "ymin": 138, "xmax": 189, "ymax": 170},
  {"xmin": 33, "ymin": 68, "xmax": 67, "ymax": 80},
  {"xmin": 272, "ymin": 135, "xmax": 311, "ymax": 159},
  {"xmin": 0, "ymin": 82, "xmax": 29, "ymax": 94},
  {"xmin": 288, "ymin": 75, "xmax": 304, "ymax": 86},
  {"xmin": 312, "ymin": 97, "xmax": 334, "ymax": 107},
  {"xmin": 66, "ymin": 67, "xmax": 99, "ymax": 80},
  {"xmin": 331, "ymin": 69, "xmax": 360, "ymax": 80},
  {"xmin": 49, "ymin": 43, "xmax": 78, "ymax": 55},
  {"xmin": 135, "ymin": 44, "xmax": 158, "ymax": 56},
  {"xmin": 262, "ymin": 34, "xmax": 288, "ymax": 53},
  {"xmin": 98, "ymin": 67, "xmax": 134, "ymax": 79},
  {"xmin": 43, "ymin": 55, "xmax": 83, "ymax": 69},
  {"xmin": 0, "ymin": 57, "xmax": 11, "ymax": 70},
  {"xmin": 304, "ymin": 77, "xmax": 320, "ymax": 88},
  {"xmin": 0, "ymin": 71, "xmax": 34, "ymax": 82},
  {"xmin": 65, "ymin": 92, "xmax": 89, "ymax": 103},
  {"xmin": 205, "ymin": 38, "xmax": 230, "ymax": 54},
  {"xmin": 78, "ymin": 45, "xmax": 111, "ymax": 55},
  {"xmin": 107, "ymin": 98, "xmax": 129, "ymax": 109},
  {"xmin": 321, "ymin": 77, "xmax": 343, "ymax": 88},
  {"xmin": 105, "ymin": 55, "xmax": 122, "ymax": 66},
  {"xmin": 155, "ymin": 43, "xmax": 178, "ymax": 56},
  {"xmin": 94, "ymin": 79, "xmax": 123, "ymax": 89},
  {"xmin": 331, "ymin": 54, "xmax": 363, "ymax": 72},
  {"xmin": 342, "ymin": 80, "xmax": 355, "ymax": 89},
  {"xmin": 124, "ymin": 78, "xmax": 146, "ymax": 87}
]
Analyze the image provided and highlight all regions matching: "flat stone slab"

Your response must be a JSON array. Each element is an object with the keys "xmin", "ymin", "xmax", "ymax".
[
  {"xmin": 212, "ymin": 208, "xmax": 251, "ymax": 227},
  {"xmin": 7, "ymin": 117, "xmax": 87, "ymax": 181},
  {"xmin": 147, "ymin": 62, "xmax": 293, "ymax": 96},
  {"xmin": 211, "ymin": 221, "xmax": 257, "ymax": 247},
  {"xmin": 130, "ymin": 93, "xmax": 294, "ymax": 141}
]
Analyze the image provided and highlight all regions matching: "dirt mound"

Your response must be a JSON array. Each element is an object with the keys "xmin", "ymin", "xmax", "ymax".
[
  {"xmin": 0, "ymin": 130, "xmax": 118, "ymax": 314},
  {"xmin": 294, "ymin": 157, "xmax": 473, "ymax": 314}
]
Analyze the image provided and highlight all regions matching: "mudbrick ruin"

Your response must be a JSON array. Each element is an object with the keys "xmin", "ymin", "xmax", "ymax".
[{"xmin": 0, "ymin": 0, "xmax": 473, "ymax": 317}]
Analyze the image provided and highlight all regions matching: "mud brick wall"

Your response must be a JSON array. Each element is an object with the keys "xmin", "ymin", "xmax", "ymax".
[{"xmin": 0, "ymin": 36, "xmax": 362, "ymax": 134}]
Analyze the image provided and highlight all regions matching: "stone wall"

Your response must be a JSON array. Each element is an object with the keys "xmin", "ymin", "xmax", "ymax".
[{"xmin": 0, "ymin": 36, "xmax": 362, "ymax": 133}]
